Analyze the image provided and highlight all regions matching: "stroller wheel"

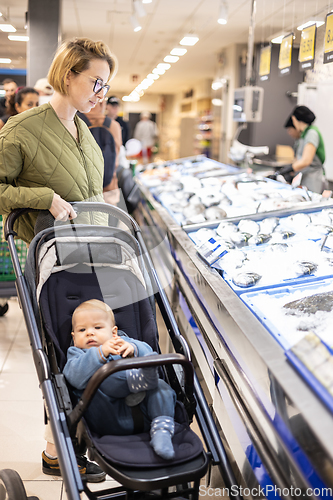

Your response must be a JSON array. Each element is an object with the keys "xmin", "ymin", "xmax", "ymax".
[
  {"xmin": 0, "ymin": 303, "xmax": 9, "ymax": 317},
  {"xmin": 0, "ymin": 469, "xmax": 28, "ymax": 500}
]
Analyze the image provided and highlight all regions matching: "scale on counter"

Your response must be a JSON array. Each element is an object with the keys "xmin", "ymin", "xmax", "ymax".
[{"xmin": 252, "ymin": 154, "xmax": 293, "ymax": 170}]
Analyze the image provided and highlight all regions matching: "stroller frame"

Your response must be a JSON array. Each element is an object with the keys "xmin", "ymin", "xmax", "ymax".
[{"xmin": 3, "ymin": 202, "xmax": 241, "ymax": 500}]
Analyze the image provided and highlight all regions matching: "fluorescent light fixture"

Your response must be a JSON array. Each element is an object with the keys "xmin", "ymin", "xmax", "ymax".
[
  {"xmin": 179, "ymin": 34, "xmax": 199, "ymax": 46},
  {"xmin": 8, "ymin": 35, "xmax": 29, "ymax": 41},
  {"xmin": 297, "ymin": 20, "xmax": 324, "ymax": 30},
  {"xmin": 170, "ymin": 47, "xmax": 187, "ymax": 56},
  {"xmin": 135, "ymin": 87, "xmax": 145, "ymax": 96},
  {"xmin": 152, "ymin": 67, "xmax": 165, "ymax": 75},
  {"xmin": 147, "ymin": 73, "xmax": 159, "ymax": 80},
  {"xmin": 157, "ymin": 63, "xmax": 171, "ymax": 70},
  {"xmin": 140, "ymin": 79, "xmax": 153, "ymax": 89},
  {"xmin": 212, "ymin": 80, "xmax": 223, "ymax": 90},
  {"xmin": 134, "ymin": 0, "xmax": 146, "ymax": 17},
  {"xmin": 212, "ymin": 98, "xmax": 223, "ymax": 106},
  {"xmin": 0, "ymin": 58, "xmax": 11, "ymax": 63},
  {"xmin": 0, "ymin": 24, "xmax": 16, "ymax": 32},
  {"xmin": 130, "ymin": 90, "xmax": 140, "ymax": 101},
  {"xmin": 122, "ymin": 96, "xmax": 132, "ymax": 101},
  {"xmin": 271, "ymin": 35, "xmax": 284, "ymax": 44},
  {"xmin": 164, "ymin": 55, "xmax": 179, "ymax": 63},
  {"xmin": 130, "ymin": 14, "xmax": 142, "ymax": 32},
  {"xmin": 142, "ymin": 0, "xmax": 152, "ymax": 3},
  {"xmin": 218, "ymin": 1, "xmax": 228, "ymax": 25}
]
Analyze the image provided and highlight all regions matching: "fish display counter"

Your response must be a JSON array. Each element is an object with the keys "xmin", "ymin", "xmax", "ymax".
[
  {"xmin": 134, "ymin": 168, "xmax": 333, "ymax": 499},
  {"xmin": 138, "ymin": 156, "xmax": 323, "ymax": 227}
]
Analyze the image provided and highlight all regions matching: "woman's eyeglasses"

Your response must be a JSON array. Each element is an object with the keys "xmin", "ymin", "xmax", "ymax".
[{"xmin": 72, "ymin": 70, "xmax": 110, "ymax": 97}]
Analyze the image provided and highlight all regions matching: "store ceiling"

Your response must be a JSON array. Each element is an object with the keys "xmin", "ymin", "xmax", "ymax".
[{"xmin": 0, "ymin": 0, "xmax": 331, "ymax": 96}]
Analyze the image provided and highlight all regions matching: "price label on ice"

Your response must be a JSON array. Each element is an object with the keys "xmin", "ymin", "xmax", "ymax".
[
  {"xmin": 299, "ymin": 24, "xmax": 316, "ymax": 70},
  {"xmin": 324, "ymin": 12, "xmax": 333, "ymax": 63},
  {"xmin": 278, "ymin": 33, "xmax": 293, "ymax": 76}
]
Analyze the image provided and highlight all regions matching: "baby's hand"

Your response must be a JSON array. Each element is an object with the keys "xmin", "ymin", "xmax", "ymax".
[
  {"xmin": 101, "ymin": 337, "xmax": 122, "ymax": 357},
  {"xmin": 115, "ymin": 338, "xmax": 135, "ymax": 358}
]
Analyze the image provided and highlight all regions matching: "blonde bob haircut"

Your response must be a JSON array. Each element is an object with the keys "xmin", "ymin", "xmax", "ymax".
[
  {"xmin": 48, "ymin": 37, "xmax": 118, "ymax": 96},
  {"xmin": 72, "ymin": 299, "xmax": 116, "ymax": 329}
]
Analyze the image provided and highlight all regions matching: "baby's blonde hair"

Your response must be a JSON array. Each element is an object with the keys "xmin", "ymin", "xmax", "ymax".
[{"xmin": 72, "ymin": 299, "xmax": 115, "ymax": 328}]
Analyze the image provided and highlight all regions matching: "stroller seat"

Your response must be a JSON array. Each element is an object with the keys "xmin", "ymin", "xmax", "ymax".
[{"xmin": 33, "ymin": 222, "xmax": 208, "ymax": 496}]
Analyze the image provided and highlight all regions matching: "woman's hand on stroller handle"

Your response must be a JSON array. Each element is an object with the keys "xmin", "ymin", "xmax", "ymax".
[{"xmin": 50, "ymin": 193, "xmax": 77, "ymax": 221}]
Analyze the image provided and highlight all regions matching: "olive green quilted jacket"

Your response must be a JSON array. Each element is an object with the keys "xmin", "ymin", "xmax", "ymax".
[{"xmin": 0, "ymin": 102, "xmax": 104, "ymax": 243}]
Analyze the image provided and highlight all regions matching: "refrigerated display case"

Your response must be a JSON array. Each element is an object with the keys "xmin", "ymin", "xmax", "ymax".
[{"xmin": 133, "ymin": 158, "xmax": 333, "ymax": 499}]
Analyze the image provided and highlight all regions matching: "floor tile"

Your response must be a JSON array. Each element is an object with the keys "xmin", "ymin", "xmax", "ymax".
[
  {"xmin": 0, "ymin": 372, "xmax": 41, "ymax": 400},
  {"xmin": 24, "ymin": 479, "xmax": 64, "ymax": 500},
  {"xmin": 2, "ymin": 347, "xmax": 36, "ymax": 373}
]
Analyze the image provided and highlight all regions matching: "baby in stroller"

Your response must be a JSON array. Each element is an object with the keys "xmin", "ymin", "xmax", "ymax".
[{"xmin": 63, "ymin": 299, "xmax": 177, "ymax": 460}]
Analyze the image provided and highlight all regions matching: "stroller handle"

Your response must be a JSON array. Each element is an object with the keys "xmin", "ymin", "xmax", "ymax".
[
  {"xmin": 4, "ymin": 207, "xmax": 32, "ymax": 240},
  {"xmin": 4, "ymin": 202, "xmax": 141, "ymax": 240},
  {"xmin": 68, "ymin": 353, "xmax": 194, "ymax": 429}
]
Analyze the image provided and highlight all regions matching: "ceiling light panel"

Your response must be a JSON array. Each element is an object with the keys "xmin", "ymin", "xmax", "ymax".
[
  {"xmin": 152, "ymin": 67, "xmax": 165, "ymax": 75},
  {"xmin": 157, "ymin": 63, "xmax": 171, "ymax": 70},
  {"xmin": 297, "ymin": 20, "xmax": 324, "ymax": 30},
  {"xmin": 170, "ymin": 48, "xmax": 187, "ymax": 56},
  {"xmin": 147, "ymin": 73, "xmax": 159, "ymax": 80},
  {"xmin": 0, "ymin": 58, "xmax": 11, "ymax": 63},
  {"xmin": 0, "ymin": 24, "xmax": 16, "ymax": 32},
  {"xmin": 164, "ymin": 55, "xmax": 179, "ymax": 63},
  {"xmin": 179, "ymin": 35, "xmax": 199, "ymax": 46},
  {"xmin": 8, "ymin": 35, "xmax": 29, "ymax": 41}
]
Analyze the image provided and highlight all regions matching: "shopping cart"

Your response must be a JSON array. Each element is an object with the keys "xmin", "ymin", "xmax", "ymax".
[{"xmin": 0, "ymin": 215, "xmax": 27, "ymax": 316}]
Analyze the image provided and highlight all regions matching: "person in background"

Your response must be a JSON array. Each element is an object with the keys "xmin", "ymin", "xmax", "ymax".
[
  {"xmin": 279, "ymin": 106, "xmax": 325, "ymax": 193},
  {"xmin": 106, "ymin": 95, "xmax": 130, "ymax": 146},
  {"xmin": 78, "ymin": 98, "xmax": 121, "ymax": 205},
  {"xmin": 15, "ymin": 86, "xmax": 39, "ymax": 114},
  {"xmin": 0, "ymin": 78, "xmax": 18, "ymax": 116},
  {"xmin": 133, "ymin": 111, "xmax": 158, "ymax": 163},
  {"xmin": 34, "ymin": 77, "xmax": 54, "ymax": 97},
  {"xmin": 0, "ymin": 93, "xmax": 17, "ymax": 130},
  {"xmin": 0, "ymin": 36, "xmax": 118, "ymax": 482},
  {"xmin": 277, "ymin": 115, "xmax": 302, "ymax": 183},
  {"xmin": 0, "ymin": 87, "xmax": 39, "ymax": 130},
  {"xmin": 284, "ymin": 115, "xmax": 301, "ymax": 144}
]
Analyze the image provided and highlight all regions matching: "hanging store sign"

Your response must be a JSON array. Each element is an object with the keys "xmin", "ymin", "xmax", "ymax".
[
  {"xmin": 259, "ymin": 44, "xmax": 271, "ymax": 81},
  {"xmin": 278, "ymin": 33, "xmax": 293, "ymax": 76},
  {"xmin": 324, "ymin": 12, "xmax": 333, "ymax": 63},
  {"xmin": 299, "ymin": 23, "xmax": 316, "ymax": 70}
]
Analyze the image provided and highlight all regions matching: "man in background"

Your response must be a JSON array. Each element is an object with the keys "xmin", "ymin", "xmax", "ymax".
[
  {"xmin": 134, "ymin": 111, "xmax": 159, "ymax": 163},
  {"xmin": 106, "ymin": 96, "xmax": 130, "ymax": 146},
  {"xmin": 0, "ymin": 78, "xmax": 18, "ymax": 116}
]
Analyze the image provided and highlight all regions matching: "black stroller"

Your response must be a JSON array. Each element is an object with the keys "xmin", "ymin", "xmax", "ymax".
[{"xmin": 2, "ymin": 202, "xmax": 239, "ymax": 500}]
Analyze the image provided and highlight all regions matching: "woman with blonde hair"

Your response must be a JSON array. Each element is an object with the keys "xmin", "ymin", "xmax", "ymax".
[
  {"xmin": 0, "ymin": 37, "xmax": 117, "ymax": 244},
  {"xmin": 0, "ymin": 37, "xmax": 118, "ymax": 482}
]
